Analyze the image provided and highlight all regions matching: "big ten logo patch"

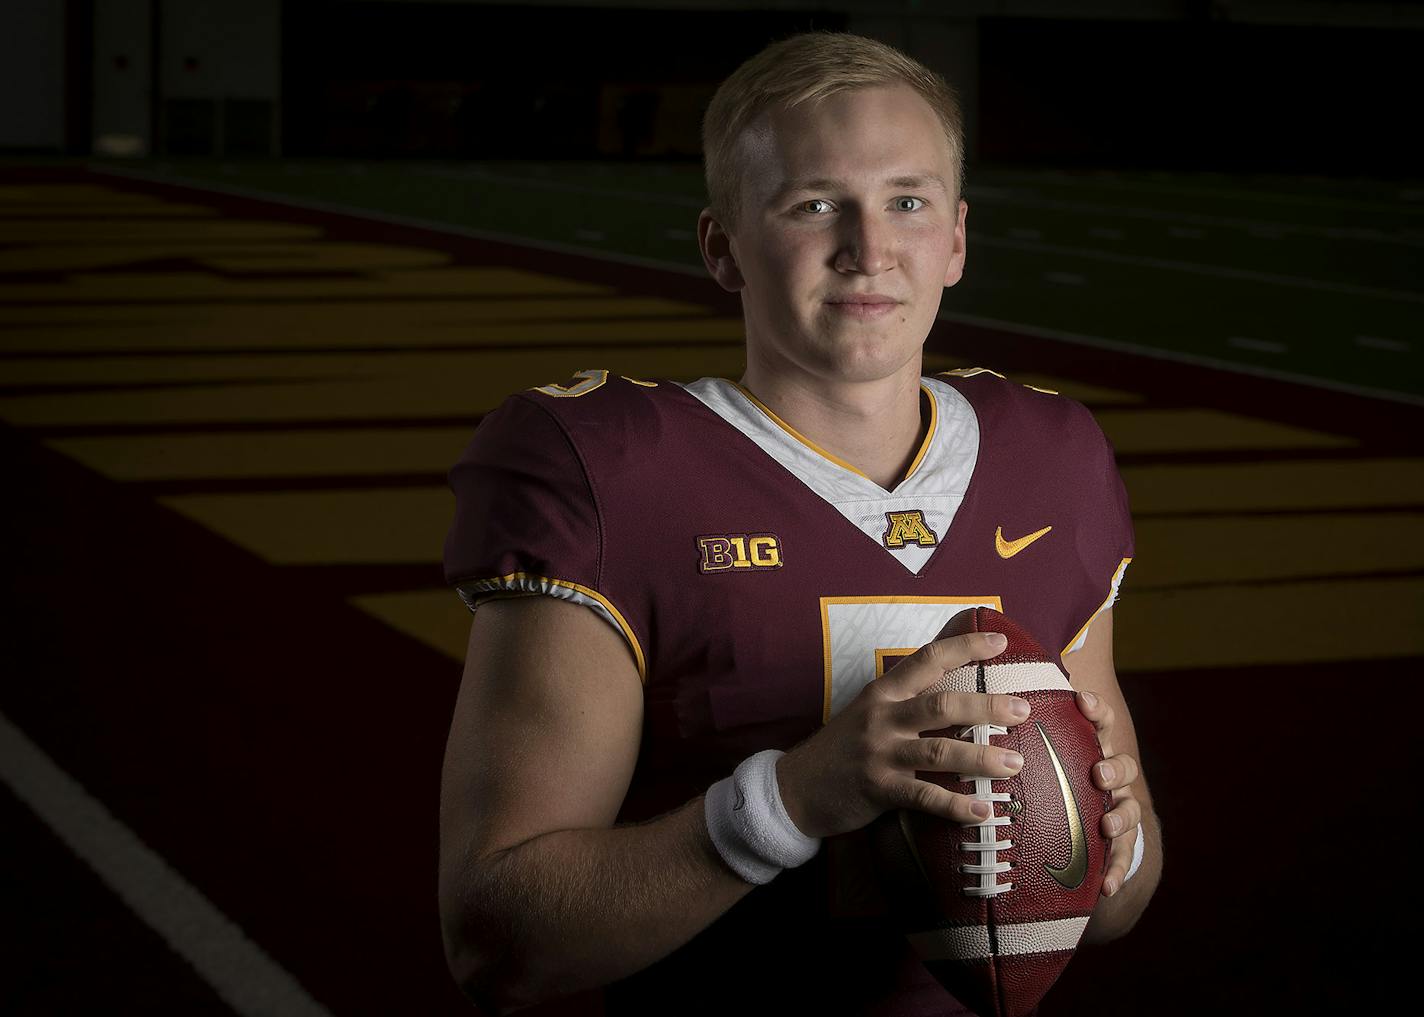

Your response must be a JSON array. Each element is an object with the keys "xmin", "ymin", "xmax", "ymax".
[
  {"xmin": 697, "ymin": 533, "xmax": 783, "ymax": 573},
  {"xmin": 882, "ymin": 510, "xmax": 938, "ymax": 550}
]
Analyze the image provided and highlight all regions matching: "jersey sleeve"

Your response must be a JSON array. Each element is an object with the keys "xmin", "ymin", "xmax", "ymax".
[
  {"xmin": 442, "ymin": 392, "xmax": 623, "ymax": 640},
  {"xmin": 1064, "ymin": 406, "xmax": 1135, "ymax": 654}
]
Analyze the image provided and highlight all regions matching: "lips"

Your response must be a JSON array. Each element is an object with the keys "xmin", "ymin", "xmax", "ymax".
[
  {"xmin": 827, "ymin": 298, "xmax": 899, "ymax": 319},
  {"xmin": 828, "ymin": 295, "xmax": 898, "ymax": 305}
]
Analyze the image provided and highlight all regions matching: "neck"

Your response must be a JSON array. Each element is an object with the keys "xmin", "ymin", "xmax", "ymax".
[{"xmin": 739, "ymin": 357, "xmax": 929, "ymax": 491}]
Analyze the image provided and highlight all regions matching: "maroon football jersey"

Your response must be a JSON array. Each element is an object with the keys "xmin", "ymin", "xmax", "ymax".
[{"xmin": 443, "ymin": 368, "xmax": 1133, "ymax": 1015}]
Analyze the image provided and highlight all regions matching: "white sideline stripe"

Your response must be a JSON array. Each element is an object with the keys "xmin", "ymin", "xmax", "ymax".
[
  {"xmin": 1355, "ymin": 334, "xmax": 1412, "ymax": 353},
  {"xmin": 909, "ymin": 916, "xmax": 1089, "ymax": 961},
  {"xmin": 925, "ymin": 661, "xmax": 1072, "ymax": 696},
  {"xmin": 0, "ymin": 708, "xmax": 335, "ymax": 1017},
  {"xmin": 972, "ymin": 234, "xmax": 1424, "ymax": 304},
  {"xmin": 935, "ymin": 309, "xmax": 1424, "ymax": 407},
  {"xmin": 88, "ymin": 165, "xmax": 1424, "ymax": 407},
  {"xmin": 1228, "ymin": 335, "xmax": 1288, "ymax": 354}
]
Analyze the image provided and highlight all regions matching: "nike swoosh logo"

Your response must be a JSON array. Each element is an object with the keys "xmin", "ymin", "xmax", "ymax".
[
  {"xmin": 995, "ymin": 524, "xmax": 1052, "ymax": 559},
  {"xmin": 1037, "ymin": 721, "xmax": 1089, "ymax": 890}
]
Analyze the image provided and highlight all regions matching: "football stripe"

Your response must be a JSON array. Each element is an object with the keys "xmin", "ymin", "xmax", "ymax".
[
  {"xmin": 908, "ymin": 916, "xmax": 1090, "ymax": 961},
  {"xmin": 925, "ymin": 661, "xmax": 1072, "ymax": 695}
]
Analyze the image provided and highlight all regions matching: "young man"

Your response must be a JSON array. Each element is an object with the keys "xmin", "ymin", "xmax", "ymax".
[{"xmin": 440, "ymin": 31, "xmax": 1161, "ymax": 1015}]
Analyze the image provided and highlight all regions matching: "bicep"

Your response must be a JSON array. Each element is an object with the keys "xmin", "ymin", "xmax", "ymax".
[
  {"xmin": 1061, "ymin": 608, "xmax": 1154, "ymax": 817},
  {"xmin": 438, "ymin": 594, "xmax": 644, "ymax": 884}
]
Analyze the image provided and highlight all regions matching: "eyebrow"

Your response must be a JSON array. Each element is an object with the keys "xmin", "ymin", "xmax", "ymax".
[{"xmin": 769, "ymin": 173, "xmax": 949, "ymax": 204}]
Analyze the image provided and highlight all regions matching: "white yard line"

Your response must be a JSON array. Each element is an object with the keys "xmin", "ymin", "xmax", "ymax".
[
  {"xmin": 0, "ymin": 708, "xmax": 335, "ymax": 1017},
  {"xmin": 1354, "ymin": 335, "xmax": 1413, "ymax": 352},
  {"xmin": 935, "ymin": 309, "xmax": 1424, "ymax": 408},
  {"xmin": 972, "ymin": 234, "xmax": 1424, "ymax": 304},
  {"xmin": 1228, "ymin": 336, "xmax": 1289, "ymax": 354}
]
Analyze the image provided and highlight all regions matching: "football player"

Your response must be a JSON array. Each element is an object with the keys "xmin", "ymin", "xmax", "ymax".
[{"xmin": 440, "ymin": 31, "xmax": 1161, "ymax": 1015}]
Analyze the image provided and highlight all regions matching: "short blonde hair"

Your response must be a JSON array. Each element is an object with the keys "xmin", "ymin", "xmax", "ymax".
[{"xmin": 701, "ymin": 30, "xmax": 965, "ymax": 234}]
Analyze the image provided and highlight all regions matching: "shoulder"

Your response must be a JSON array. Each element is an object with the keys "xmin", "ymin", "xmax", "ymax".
[
  {"xmin": 454, "ymin": 370, "xmax": 697, "ymax": 474},
  {"xmin": 516, "ymin": 369, "xmax": 687, "ymax": 427},
  {"xmin": 929, "ymin": 367, "xmax": 1111, "ymax": 456}
]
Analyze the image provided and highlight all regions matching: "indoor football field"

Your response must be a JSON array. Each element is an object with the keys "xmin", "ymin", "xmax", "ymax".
[{"xmin": 1, "ymin": 158, "xmax": 1420, "ymax": 1014}]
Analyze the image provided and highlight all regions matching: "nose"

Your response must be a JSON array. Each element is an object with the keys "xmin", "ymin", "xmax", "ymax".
[{"xmin": 834, "ymin": 208, "xmax": 896, "ymax": 275}]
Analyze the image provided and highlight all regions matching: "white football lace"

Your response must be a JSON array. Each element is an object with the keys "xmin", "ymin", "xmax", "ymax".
[{"xmin": 956, "ymin": 723, "xmax": 1014, "ymax": 898}]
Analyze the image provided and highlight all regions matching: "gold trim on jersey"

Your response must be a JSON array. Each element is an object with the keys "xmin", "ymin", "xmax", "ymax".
[
  {"xmin": 874, "ymin": 647, "xmax": 920, "ymax": 678},
  {"xmin": 901, "ymin": 385, "xmax": 939, "ymax": 482},
  {"xmin": 819, "ymin": 595, "xmax": 1005, "ymax": 725},
  {"xmin": 533, "ymin": 369, "xmax": 610, "ymax": 398},
  {"xmin": 731, "ymin": 382, "xmax": 939, "ymax": 489},
  {"xmin": 938, "ymin": 366, "xmax": 1007, "ymax": 381},
  {"xmin": 1060, "ymin": 557, "xmax": 1133, "ymax": 658},
  {"xmin": 459, "ymin": 571, "xmax": 648, "ymax": 683}
]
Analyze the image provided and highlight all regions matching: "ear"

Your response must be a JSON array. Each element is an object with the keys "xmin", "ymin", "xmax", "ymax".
[
  {"xmin": 698, "ymin": 207, "xmax": 745, "ymax": 293},
  {"xmin": 943, "ymin": 198, "xmax": 969, "ymax": 288}
]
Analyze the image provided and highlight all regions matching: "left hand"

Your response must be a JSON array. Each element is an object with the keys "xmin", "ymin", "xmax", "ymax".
[{"xmin": 1076, "ymin": 689, "xmax": 1141, "ymax": 897}]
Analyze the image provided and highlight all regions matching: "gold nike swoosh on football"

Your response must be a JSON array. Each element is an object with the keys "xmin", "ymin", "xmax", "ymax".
[
  {"xmin": 995, "ymin": 524, "xmax": 1052, "ymax": 559},
  {"xmin": 1037, "ymin": 721, "xmax": 1089, "ymax": 890}
]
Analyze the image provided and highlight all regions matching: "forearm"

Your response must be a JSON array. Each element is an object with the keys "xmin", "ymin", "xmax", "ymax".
[
  {"xmin": 445, "ymin": 794, "xmax": 754, "ymax": 1012},
  {"xmin": 1082, "ymin": 808, "xmax": 1163, "ymax": 946}
]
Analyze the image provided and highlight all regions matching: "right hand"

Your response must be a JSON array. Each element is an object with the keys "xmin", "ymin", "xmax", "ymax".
[{"xmin": 774, "ymin": 630, "xmax": 1031, "ymax": 839}]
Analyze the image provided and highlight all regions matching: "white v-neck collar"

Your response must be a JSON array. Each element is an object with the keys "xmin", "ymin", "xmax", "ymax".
[{"xmin": 680, "ymin": 376, "xmax": 980, "ymax": 575}]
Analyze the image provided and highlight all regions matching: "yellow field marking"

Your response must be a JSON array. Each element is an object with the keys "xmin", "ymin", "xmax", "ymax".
[
  {"xmin": 0, "ymin": 184, "xmax": 170, "ymax": 204},
  {"xmin": 158, "ymin": 487, "xmax": 453, "ymax": 564},
  {"xmin": 1122, "ymin": 459, "xmax": 1424, "ymax": 513},
  {"xmin": 0, "ymin": 296, "xmax": 702, "ymax": 330},
  {"xmin": 0, "ymin": 312, "xmax": 743, "ymax": 357},
  {"xmin": 0, "ymin": 267, "xmax": 613, "ymax": 303},
  {"xmin": 0, "ymin": 242, "xmax": 454, "ymax": 274},
  {"xmin": 0, "ymin": 203, "xmax": 217, "ymax": 218},
  {"xmin": 0, "ymin": 346, "xmax": 747, "ymax": 427},
  {"xmin": 1130, "ymin": 511, "xmax": 1424, "ymax": 588},
  {"xmin": 46, "ymin": 428, "xmax": 478, "ymax": 480},
  {"xmin": 0, "ymin": 220, "xmax": 324, "ymax": 244},
  {"xmin": 348, "ymin": 590, "xmax": 471, "ymax": 663},
  {"xmin": 1114, "ymin": 574, "xmax": 1424, "ymax": 671},
  {"xmin": 1094, "ymin": 408, "xmax": 1355, "ymax": 453}
]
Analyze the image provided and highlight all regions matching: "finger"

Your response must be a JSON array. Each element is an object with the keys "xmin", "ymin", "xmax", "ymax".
[
  {"xmin": 1101, "ymin": 824, "xmax": 1140, "ymax": 897},
  {"xmin": 1100, "ymin": 795, "xmax": 1143, "ymax": 840},
  {"xmin": 896, "ymin": 688, "xmax": 1031, "ymax": 734},
  {"xmin": 899, "ymin": 735, "xmax": 1024, "ymax": 779},
  {"xmin": 1075, "ymin": 689, "xmax": 1115, "ymax": 736},
  {"xmin": 887, "ymin": 774, "xmax": 1001, "ymax": 825},
  {"xmin": 880, "ymin": 631, "xmax": 1008, "ymax": 698},
  {"xmin": 1093, "ymin": 753, "xmax": 1141, "ymax": 792}
]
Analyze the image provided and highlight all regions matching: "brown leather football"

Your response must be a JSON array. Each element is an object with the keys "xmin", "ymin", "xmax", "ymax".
[{"xmin": 867, "ymin": 606, "xmax": 1111, "ymax": 1017}]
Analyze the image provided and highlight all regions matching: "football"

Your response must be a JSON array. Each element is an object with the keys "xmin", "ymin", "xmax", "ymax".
[{"xmin": 867, "ymin": 607, "xmax": 1111, "ymax": 1017}]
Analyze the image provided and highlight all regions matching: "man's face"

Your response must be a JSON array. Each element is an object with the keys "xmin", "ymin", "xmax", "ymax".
[{"xmin": 703, "ymin": 84, "xmax": 968, "ymax": 386}]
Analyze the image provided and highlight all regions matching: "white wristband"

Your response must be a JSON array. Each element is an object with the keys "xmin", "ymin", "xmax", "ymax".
[
  {"xmin": 704, "ymin": 749, "xmax": 822, "ymax": 885},
  {"xmin": 1123, "ymin": 821, "xmax": 1145, "ymax": 884}
]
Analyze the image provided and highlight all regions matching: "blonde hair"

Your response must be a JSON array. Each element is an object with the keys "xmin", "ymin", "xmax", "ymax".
[{"xmin": 701, "ymin": 30, "xmax": 965, "ymax": 234}]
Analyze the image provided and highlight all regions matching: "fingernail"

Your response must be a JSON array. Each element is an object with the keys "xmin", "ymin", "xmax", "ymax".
[
  {"xmin": 986, "ymin": 632, "xmax": 1007, "ymax": 650},
  {"xmin": 1104, "ymin": 877, "xmax": 1118, "ymax": 896},
  {"xmin": 1098, "ymin": 762, "xmax": 1116, "ymax": 784},
  {"xmin": 1009, "ymin": 698, "xmax": 1030, "ymax": 719},
  {"xmin": 1080, "ymin": 691, "xmax": 1098, "ymax": 708},
  {"xmin": 971, "ymin": 802, "xmax": 990, "ymax": 819},
  {"xmin": 1004, "ymin": 751, "xmax": 1024, "ymax": 771},
  {"xmin": 1107, "ymin": 814, "xmax": 1122, "ymax": 835}
]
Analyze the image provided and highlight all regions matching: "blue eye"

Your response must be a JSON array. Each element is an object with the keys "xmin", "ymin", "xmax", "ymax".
[{"xmin": 896, "ymin": 197, "xmax": 925, "ymax": 212}]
